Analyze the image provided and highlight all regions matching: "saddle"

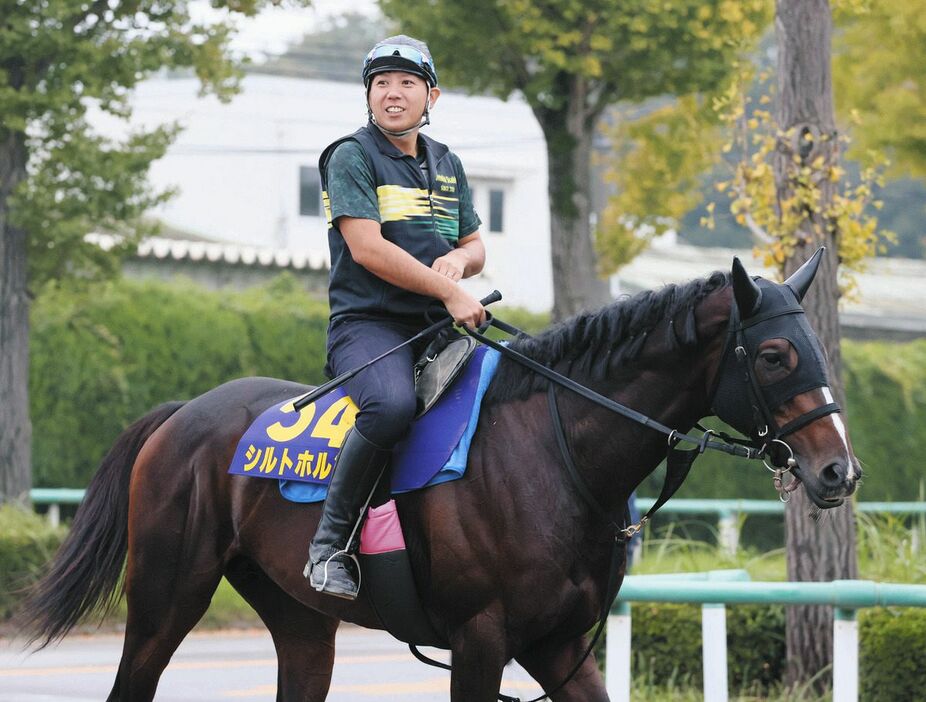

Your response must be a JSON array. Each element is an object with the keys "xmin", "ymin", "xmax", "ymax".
[{"xmin": 414, "ymin": 329, "xmax": 477, "ymax": 417}]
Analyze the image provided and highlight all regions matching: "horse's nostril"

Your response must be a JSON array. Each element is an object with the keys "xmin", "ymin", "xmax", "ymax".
[{"xmin": 821, "ymin": 462, "xmax": 845, "ymax": 487}]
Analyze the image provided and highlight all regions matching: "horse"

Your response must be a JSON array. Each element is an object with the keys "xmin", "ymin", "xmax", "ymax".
[{"xmin": 19, "ymin": 251, "xmax": 860, "ymax": 701}]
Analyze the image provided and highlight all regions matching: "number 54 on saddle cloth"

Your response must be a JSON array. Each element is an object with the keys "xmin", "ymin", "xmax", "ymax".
[{"xmin": 226, "ymin": 346, "xmax": 501, "ymax": 502}]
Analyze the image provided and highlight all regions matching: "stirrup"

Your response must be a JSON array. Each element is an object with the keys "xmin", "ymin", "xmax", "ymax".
[{"xmin": 304, "ymin": 549, "xmax": 362, "ymax": 600}]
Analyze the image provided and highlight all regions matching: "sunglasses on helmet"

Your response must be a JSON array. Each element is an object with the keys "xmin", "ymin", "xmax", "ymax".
[{"xmin": 363, "ymin": 44, "xmax": 438, "ymax": 86}]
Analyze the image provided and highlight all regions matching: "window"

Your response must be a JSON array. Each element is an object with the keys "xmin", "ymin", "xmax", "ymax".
[
  {"xmin": 488, "ymin": 188, "xmax": 505, "ymax": 233},
  {"xmin": 299, "ymin": 166, "xmax": 322, "ymax": 217}
]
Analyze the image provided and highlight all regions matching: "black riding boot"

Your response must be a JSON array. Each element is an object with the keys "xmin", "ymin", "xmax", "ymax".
[{"xmin": 304, "ymin": 427, "xmax": 388, "ymax": 600}]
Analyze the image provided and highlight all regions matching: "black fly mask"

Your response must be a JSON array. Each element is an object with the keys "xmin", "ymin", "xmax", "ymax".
[{"xmin": 710, "ymin": 249, "xmax": 840, "ymax": 465}]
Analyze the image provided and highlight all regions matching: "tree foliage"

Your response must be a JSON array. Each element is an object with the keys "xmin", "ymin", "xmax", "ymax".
[
  {"xmin": 0, "ymin": 0, "xmax": 310, "ymax": 503},
  {"xmin": 378, "ymin": 0, "xmax": 768, "ymax": 319},
  {"xmin": 832, "ymin": 0, "xmax": 926, "ymax": 179},
  {"xmin": 1, "ymin": 0, "xmax": 305, "ymax": 288},
  {"xmin": 705, "ymin": 65, "xmax": 893, "ymax": 296},
  {"xmin": 597, "ymin": 95, "xmax": 726, "ymax": 271},
  {"xmin": 603, "ymin": 1, "xmax": 924, "ymax": 268},
  {"xmin": 381, "ymin": 0, "xmax": 766, "ymax": 110}
]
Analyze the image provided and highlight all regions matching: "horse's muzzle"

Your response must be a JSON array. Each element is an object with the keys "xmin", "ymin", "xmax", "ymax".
[{"xmin": 792, "ymin": 459, "xmax": 860, "ymax": 509}]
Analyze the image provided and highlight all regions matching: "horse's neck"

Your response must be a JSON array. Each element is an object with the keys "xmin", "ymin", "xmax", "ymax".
[{"xmin": 556, "ymin": 289, "xmax": 731, "ymax": 515}]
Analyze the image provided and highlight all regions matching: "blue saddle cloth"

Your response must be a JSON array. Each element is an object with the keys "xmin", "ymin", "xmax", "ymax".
[{"xmin": 226, "ymin": 347, "xmax": 501, "ymax": 503}]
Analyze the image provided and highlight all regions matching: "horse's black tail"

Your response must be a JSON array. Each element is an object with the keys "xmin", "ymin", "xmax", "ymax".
[{"xmin": 17, "ymin": 401, "xmax": 186, "ymax": 648}]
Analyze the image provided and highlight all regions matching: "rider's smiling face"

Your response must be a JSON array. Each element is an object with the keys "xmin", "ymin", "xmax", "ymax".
[{"xmin": 367, "ymin": 71, "xmax": 439, "ymax": 133}]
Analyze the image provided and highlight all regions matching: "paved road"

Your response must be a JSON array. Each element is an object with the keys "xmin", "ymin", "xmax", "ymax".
[{"xmin": 0, "ymin": 626, "xmax": 544, "ymax": 701}]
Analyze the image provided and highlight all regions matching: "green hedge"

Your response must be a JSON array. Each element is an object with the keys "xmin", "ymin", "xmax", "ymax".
[
  {"xmin": 29, "ymin": 274, "xmax": 332, "ymax": 487},
  {"xmin": 0, "ymin": 505, "xmax": 66, "ymax": 619},
  {"xmin": 630, "ymin": 603, "xmax": 785, "ymax": 693},
  {"xmin": 629, "ymin": 603, "xmax": 926, "ymax": 697},
  {"xmin": 859, "ymin": 607, "xmax": 926, "ymax": 702},
  {"xmin": 28, "ymin": 274, "xmax": 926, "ymax": 497}
]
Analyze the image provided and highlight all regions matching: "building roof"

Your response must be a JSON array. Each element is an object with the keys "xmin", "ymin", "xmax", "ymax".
[
  {"xmin": 87, "ymin": 233, "xmax": 328, "ymax": 271},
  {"xmin": 616, "ymin": 240, "xmax": 926, "ymax": 338}
]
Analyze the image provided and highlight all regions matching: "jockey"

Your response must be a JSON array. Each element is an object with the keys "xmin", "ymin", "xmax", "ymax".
[{"xmin": 305, "ymin": 35, "xmax": 487, "ymax": 600}]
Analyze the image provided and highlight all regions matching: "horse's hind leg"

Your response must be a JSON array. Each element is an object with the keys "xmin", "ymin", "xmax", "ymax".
[
  {"xmin": 108, "ymin": 551, "xmax": 224, "ymax": 700},
  {"xmin": 108, "ymin": 441, "xmax": 230, "ymax": 701},
  {"xmin": 225, "ymin": 557, "xmax": 339, "ymax": 701}
]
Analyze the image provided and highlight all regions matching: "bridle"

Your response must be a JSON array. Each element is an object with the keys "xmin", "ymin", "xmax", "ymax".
[
  {"xmin": 709, "ymin": 284, "xmax": 841, "ymax": 498},
  {"xmin": 467, "ymin": 281, "xmax": 841, "ymax": 512},
  {"xmin": 411, "ymin": 276, "xmax": 842, "ymax": 701}
]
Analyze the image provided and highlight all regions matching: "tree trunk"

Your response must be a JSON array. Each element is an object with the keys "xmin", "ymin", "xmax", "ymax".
[
  {"xmin": 0, "ymin": 129, "xmax": 32, "ymax": 505},
  {"xmin": 535, "ymin": 82, "xmax": 611, "ymax": 322},
  {"xmin": 774, "ymin": 0, "xmax": 858, "ymax": 691}
]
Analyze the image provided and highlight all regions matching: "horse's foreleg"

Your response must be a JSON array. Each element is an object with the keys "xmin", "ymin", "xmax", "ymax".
[
  {"xmin": 515, "ymin": 635, "xmax": 609, "ymax": 702},
  {"xmin": 448, "ymin": 610, "xmax": 508, "ymax": 702},
  {"xmin": 225, "ymin": 558, "xmax": 338, "ymax": 702}
]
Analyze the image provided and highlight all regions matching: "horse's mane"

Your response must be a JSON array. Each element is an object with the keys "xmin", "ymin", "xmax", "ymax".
[{"xmin": 485, "ymin": 271, "xmax": 730, "ymax": 404}]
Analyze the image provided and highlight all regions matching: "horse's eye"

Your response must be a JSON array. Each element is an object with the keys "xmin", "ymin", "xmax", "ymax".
[{"xmin": 760, "ymin": 351, "xmax": 782, "ymax": 367}]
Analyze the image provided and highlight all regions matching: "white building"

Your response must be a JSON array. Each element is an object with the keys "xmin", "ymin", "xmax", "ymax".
[
  {"xmin": 108, "ymin": 73, "xmax": 552, "ymax": 312},
  {"xmin": 94, "ymin": 73, "xmax": 926, "ymax": 337}
]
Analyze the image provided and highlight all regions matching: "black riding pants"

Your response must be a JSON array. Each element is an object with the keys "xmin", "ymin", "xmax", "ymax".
[{"xmin": 325, "ymin": 316, "xmax": 427, "ymax": 449}]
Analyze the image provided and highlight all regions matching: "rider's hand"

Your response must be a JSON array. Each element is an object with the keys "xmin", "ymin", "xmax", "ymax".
[
  {"xmin": 442, "ymin": 285, "xmax": 486, "ymax": 330},
  {"xmin": 431, "ymin": 250, "xmax": 467, "ymax": 282}
]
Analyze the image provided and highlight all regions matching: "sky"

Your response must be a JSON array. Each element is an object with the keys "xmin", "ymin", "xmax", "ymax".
[{"xmin": 190, "ymin": 0, "xmax": 381, "ymax": 58}]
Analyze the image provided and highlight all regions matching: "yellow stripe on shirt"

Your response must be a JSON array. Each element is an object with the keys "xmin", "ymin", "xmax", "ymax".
[{"xmin": 376, "ymin": 185, "xmax": 432, "ymax": 222}]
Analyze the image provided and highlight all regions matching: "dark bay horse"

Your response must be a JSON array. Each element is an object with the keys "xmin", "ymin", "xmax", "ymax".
[{"xmin": 20, "ymin": 253, "xmax": 860, "ymax": 701}]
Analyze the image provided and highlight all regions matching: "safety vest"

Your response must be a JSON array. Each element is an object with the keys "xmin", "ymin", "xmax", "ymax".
[{"xmin": 320, "ymin": 124, "xmax": 467, "ymax": 322}]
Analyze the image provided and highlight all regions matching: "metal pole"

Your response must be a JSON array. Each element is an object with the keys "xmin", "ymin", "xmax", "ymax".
[
  {"xmin": 606, "ymin": 602, "xmax": 632, "ymax": 702},
  {"xmin": 701, "ymin": 603, "xmax": 729, "ymax": 702},
  {"xmin": 833, "ymin": 608, "xmax": 858, "ymax": 702},
  {"xmin": 717, "ymin": 509, "xmax": 739, "ymax": 555}
]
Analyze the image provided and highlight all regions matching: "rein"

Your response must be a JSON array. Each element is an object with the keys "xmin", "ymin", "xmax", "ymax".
[
  {"xmin": 411, "ymin": 313, "xmax": 746, "ymax": 702},
  {"xmin": 333, "ymin": 297, "xmax": 830, "ymax": 698},
  {"xmin": 465, "ymin": 318, "xmax": 766, "ymax": 466},
  {"xmin": 414, "ymin": 314, "xmax": 771, "ymax": 702}
]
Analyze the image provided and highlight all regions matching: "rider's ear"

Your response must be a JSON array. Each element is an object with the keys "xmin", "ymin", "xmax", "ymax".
[
  {"xmin": 731, "ymin": 256, "xmax": 763, "ymax": 318},
  {"xmin": 784, "ymin": 247, "xmax": 825, "ymax": 303}
]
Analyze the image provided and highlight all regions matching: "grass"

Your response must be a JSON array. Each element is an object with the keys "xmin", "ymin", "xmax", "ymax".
[
  {"xmin": 630, "ymin": 677, "xmax": 830, "ymax": 702},
  {"xmin": 633, "ymin": 509, "xmax": 926, "ymax": 585},
  {"xmin": 856, "ymin": 511, "xmax": 926, "ymax": 583},
  {"xmin": 635, "ymin": 536, "xmax": 785, "ymax": 581}
]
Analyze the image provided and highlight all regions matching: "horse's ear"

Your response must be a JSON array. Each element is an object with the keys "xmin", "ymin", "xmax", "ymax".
[
  {"xmin": 784, "ymin": 247, "xmax": 825, "ymax": 302},
  {"xmin": 731, "ymin": 256, "xmax": 762, "ymax": 317}
]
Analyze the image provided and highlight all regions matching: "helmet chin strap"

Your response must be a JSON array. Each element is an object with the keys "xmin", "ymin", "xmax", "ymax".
[{"xmin": 367, "ymin": 102, "xmax": 431, "ymax": 139}]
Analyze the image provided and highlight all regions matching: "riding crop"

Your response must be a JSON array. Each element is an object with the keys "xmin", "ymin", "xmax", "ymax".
[{"xmin": 293, "ymin": 290, "xmax": 502, "ymax": 412}]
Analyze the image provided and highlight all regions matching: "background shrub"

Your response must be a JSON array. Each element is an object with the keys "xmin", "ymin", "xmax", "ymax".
[
  {"xmin": 29, "ymin": 275, "xmax": 330, "ymax": 487},
  {"xmin": 0, "ymin": 505, "xmax": 66, "ymax": 620},
  {"xmin": 28, "ymin": 274, "xmax": 549, "ymax": 488},
  {"xmin": 30, "ymin": 273, "xmax": 926, "ymax": 499},
  {"xmin": 630, "ymin": 603, "xmax": 785, "ymax": 693},
  {"xmin": 859, "ymin": 607, "xmax": 926, "ymax": 702}
]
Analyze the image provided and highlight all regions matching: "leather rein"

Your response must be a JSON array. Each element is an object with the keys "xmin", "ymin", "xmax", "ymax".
[{"xmin": 412, "ymin": 300, "xmax": 838, "ymax": 701}]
